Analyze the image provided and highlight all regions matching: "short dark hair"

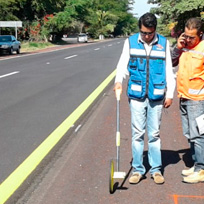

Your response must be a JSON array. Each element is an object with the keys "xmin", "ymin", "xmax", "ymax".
[
  {"xmin": 139, "ymin": 12, "xmax": 157, "ymax": 29},
  {"xmin": 185, "ymin": 18, "xmax": 203, "ymax": 35}
]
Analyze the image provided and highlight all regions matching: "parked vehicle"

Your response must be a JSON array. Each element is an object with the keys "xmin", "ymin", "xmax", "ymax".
[
  {"xmin": 0, "ymin": 35, "xmax": 21, "ymax": 55},
  {"xmin": 77, "ymin": 33, "xmax": 88, "ymax": 43}
]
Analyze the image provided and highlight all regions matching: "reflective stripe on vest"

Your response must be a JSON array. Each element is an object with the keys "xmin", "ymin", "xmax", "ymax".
[
  {"xmin": 130, "ymin": 49, "xmax": 166, "ymax": 58},
  {"xmin": 189, "ymin": 88, "xmax": 204, "ymax": 95},
  {"xmin": 182, "ymin": 48, "xmax": 204, "ymax": 56}
]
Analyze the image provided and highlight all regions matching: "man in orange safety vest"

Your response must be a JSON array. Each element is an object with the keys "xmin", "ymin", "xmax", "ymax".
[{"xmin": 172, "ymin": 17, "xmax": 204, "ymax": 184}]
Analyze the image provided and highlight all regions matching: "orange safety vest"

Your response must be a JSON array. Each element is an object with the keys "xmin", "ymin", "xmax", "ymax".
[{"xmin": 177, "ymin": 40, "xmax": 204, "ymax": 100}]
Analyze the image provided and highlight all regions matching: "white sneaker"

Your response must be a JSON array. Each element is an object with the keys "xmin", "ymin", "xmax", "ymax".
[
  {"xmin": 183, "ymin": 170, "xmax": 204, "ymax": 184},
  {"xmin": 182, "ymin": 166, "xmax": 194, "ymax": 177}
]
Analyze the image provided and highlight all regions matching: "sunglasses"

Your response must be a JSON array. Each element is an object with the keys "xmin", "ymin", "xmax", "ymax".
[
  {"xmin": 183, "ymin": 34, "xmax": 196, "ymax": 40},
  {"xmin": 140, "ymin": 30, "xmax": 155, "ymax": 36}
]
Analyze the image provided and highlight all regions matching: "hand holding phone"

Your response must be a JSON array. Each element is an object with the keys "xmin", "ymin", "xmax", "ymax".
[{"xmin": 177, "ymin": 33, "xmax": 187, "ymax": 49}]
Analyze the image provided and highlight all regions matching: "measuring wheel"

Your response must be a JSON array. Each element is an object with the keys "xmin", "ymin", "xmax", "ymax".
[
  {"xmin": 109, "ymin": 159, "xmax": 114, "ymax": 194},
  {"xmin": 109, "ymin": 90, "xmax": 126, "ymax": 194}
]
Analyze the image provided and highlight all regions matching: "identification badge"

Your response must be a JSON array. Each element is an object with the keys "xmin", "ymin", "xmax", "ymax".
[{"xmin": 196, "ymin": 114, "xmax": 204, "ymax": 135}]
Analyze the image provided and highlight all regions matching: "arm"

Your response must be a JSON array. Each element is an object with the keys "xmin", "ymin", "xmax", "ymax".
[
  {"xmin": 164, "ymin": 40, "xmax": 176, "ymax": 108},
  {"xmin": 114, "ymin": 39, "xmax": 130, "ymax": 97},
  {"xmin": 171, "ymin": 46, "xmax": 183, "ymax": 67}
]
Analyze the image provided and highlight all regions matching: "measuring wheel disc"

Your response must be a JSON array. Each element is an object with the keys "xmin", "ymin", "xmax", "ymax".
[{"xmin": 109, "ymin": 159, "xmax": 114, "ymax": 194}]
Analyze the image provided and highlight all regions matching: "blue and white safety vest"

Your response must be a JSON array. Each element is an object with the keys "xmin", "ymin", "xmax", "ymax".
[{"xmin": 127, "ymin": 33, "xmax": 167, "ymax": 101}]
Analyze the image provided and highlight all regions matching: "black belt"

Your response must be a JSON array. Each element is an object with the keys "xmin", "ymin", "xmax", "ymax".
[{"xmin": 180, "ymin": 98, "xmax": 189, "ymax": 102}]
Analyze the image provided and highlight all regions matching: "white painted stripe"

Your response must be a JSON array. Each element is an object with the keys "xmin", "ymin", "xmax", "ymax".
[
  {"xmin": 64, "ymin": 55, "xmax": 78, "ymax": 60},
  {"xmin": 94, "ymin": 48, "xmax": 100, "ymax": 50},
  {"xmin": 108, "ymin": 44, "xmax": 112, "ymax": 46},
  {"xmin": 75, "ymin": 124, "xmax": 82, "ymax": 133},
  {"xmin": 0, "ymin": 42, "xmax": 92, "ymax": 61},
  {"xmin": 0, "ymin": 71, "xmax": 19, "ymax": 79}
]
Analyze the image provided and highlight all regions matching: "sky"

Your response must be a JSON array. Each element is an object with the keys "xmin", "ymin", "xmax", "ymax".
[{"xmin": 132, "ymin": 0, "xmax": 155, "ymax": 17}]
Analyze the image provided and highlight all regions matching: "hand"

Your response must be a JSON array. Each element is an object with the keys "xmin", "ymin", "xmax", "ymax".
[
  {"xmin": 113, "ymin": 82, "xmax": 122, "ymax": 98},
  {"xmin": 163, "ymin": 98, "xmax": 173, "ymax": 108},
  {"xmin": 177, "ymin": 33, "xmax": 186, "ymax": 49}
]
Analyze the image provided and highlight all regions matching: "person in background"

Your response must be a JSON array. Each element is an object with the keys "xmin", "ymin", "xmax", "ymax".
[
  {"xmin": 171, "ymin": 17, "xmax": 204, "ymax": 184},
  {"xmin": 114, "ymin": 12, "xmax": 175, "ymax": 184}
]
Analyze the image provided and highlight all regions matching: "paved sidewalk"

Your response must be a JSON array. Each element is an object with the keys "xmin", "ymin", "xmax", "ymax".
[{"xmin": 13, "ymin": 81, "xmax": 204, "ymax": 204}]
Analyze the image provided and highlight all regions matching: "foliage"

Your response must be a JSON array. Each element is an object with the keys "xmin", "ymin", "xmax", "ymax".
[
  {"xmin": 85, "ymin": 0, "xmax": 137, "ymax": 37},
  {"xmin": 0, "ymin": 0, "xmax": 138, "ymax": 41},
  {"xmin": 148, "ymin": 0, "xmax": 204, "ymax": 37},
  {"xmin": 85, "ymin": 10, "xmax": 118, "ymax": 38},
  {"xmin": 0, "ymin": 0, "xmax": 21, "ymax": 21},
  {"xmin": 1, "ymin": 0, "xmax": 204, "ymax": 41}
]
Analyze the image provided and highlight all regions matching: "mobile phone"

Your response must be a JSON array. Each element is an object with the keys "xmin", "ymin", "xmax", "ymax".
[
  {"xmin": 183, "ymin": 38, "xmax": 187, "ymax": 47},
  {"xmin": 182, "ymin": 35, "xmax": 187, "ymax": 47}
]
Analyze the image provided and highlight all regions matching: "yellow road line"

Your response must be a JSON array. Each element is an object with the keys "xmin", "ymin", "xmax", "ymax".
[{"xmin": 0, "ymin": 69, "xmax": 116, "ymax": 204}]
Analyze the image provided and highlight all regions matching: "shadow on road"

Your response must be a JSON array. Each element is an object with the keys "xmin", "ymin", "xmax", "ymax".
[
  {"xmin": 111, "ymin": 148, "xmax": 193, "ymax": 194},
  {"xmin": 142, "ymin": 148, "xmax": 193, "ymax": 175}
]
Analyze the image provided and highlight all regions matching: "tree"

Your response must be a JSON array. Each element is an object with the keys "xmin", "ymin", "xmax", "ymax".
[
  {"xmin": 114, "ymin": 13, "xmax": 138, "ymax": 36},
  {"xmin": 12, "ymin": 0, "xmax": 67, "ymax": 40},
  {"xmin": 148, "ymin": 0, "xmax": 204, "ymax": 37},
  {"xmin": 0, "ymin": 0, "xmax": 21, "ymax": 21},
  {"xmin": 85, "ymin": 10, "xmax": 118, "ymax": 38},
  {"xmin": 47, "ymin": 0, "xmax": 91, "ymax": 36},
  {"xmin": 85, "ymin": 0, "xmax": 137, "ymax": 37},
  {"xmin": 0, "ymin": 0, "xmax": 138, "ymax": 40}
]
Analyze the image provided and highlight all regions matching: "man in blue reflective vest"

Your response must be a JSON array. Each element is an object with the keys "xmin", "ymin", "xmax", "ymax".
[{"xmin": 114, "ymin": 12, "xmax": 175, "ymax": 184}]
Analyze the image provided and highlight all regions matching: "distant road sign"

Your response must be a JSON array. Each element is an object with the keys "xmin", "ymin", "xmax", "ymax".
[{"xmin": 0, "ymin": 21, "xmax": 22, "ymax": 27}]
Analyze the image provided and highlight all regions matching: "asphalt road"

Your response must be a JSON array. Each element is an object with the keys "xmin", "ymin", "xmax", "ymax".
[{"xmin": 0, "ymin": 38, "xmax": 125, "ymax": 202}]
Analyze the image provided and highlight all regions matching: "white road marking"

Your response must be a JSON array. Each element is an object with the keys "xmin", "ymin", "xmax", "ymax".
[
  {"xmin": 75, "ymin": 124, "xmax": 82, "ymax": 133},
  {"xmin": 0, "ymin": 71, "xmax": 20, "ymax": 79},
  {"xmin": 64, "ymin": 55, "xmax": 78, "ymax": 59},
  {"xmin": 108, "ymin": 44, "xmax": 112, "ymax": 46},
  {"xmin": 94, "ymin": 48, "xmax": 100, "ymax": 51}
]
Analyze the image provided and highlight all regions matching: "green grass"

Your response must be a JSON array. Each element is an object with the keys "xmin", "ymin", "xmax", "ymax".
[{"xmin": 21, "ymin": 41, "xmax": 55, "ymax": 51}]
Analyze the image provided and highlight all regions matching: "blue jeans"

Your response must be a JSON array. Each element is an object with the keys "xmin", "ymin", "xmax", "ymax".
[
  {"xmin": 129, "ymin": 98, "xmax": 163, "ymax": 175},
  {"xmin": 180, "ymin": 99, "xmax": 204, "ymax": 171}
]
